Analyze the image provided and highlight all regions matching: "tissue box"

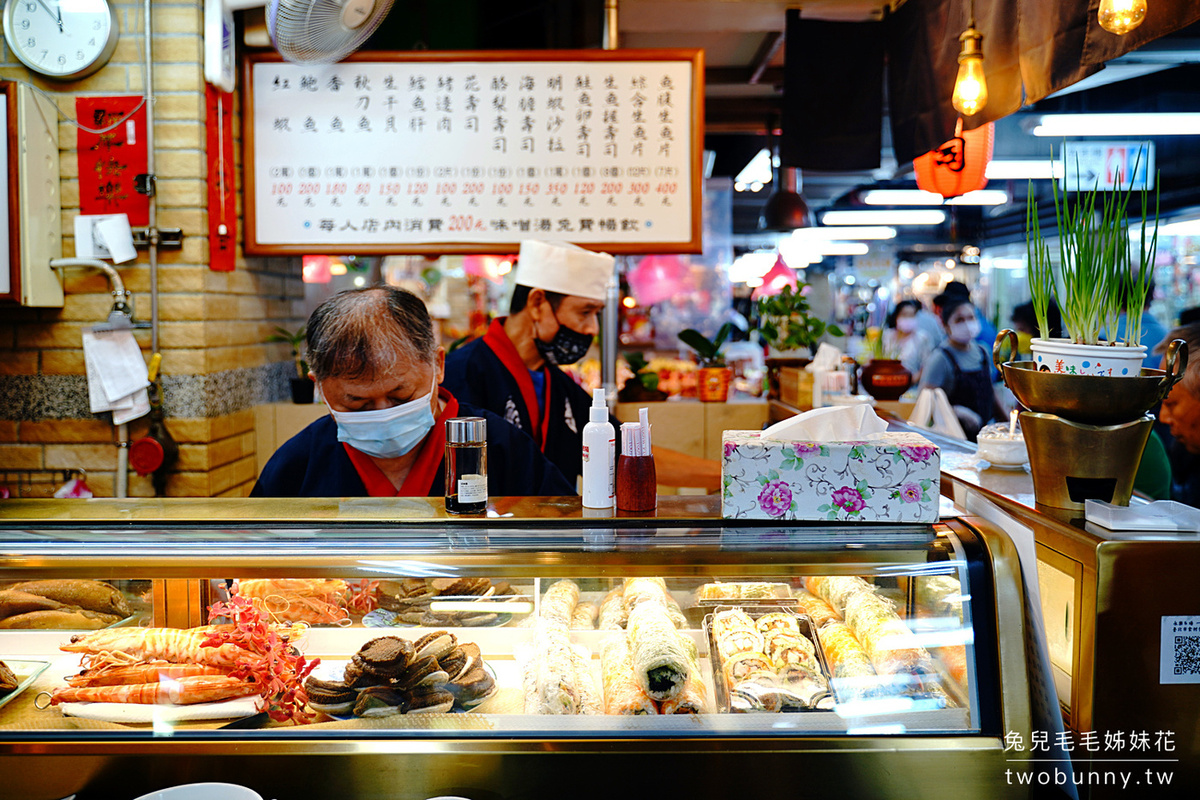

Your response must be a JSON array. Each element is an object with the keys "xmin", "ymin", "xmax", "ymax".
[{"xmin": 721, "ymin": 431, "xmax": 940, "ymax": 522}]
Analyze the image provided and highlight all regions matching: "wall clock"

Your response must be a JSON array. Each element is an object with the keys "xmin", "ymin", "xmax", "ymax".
[{"xmin": 3, "ymin": 0, "xmax": 119, "ymax": 81}]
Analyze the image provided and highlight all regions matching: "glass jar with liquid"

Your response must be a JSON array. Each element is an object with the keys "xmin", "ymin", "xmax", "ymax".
[{"xmin": 445, "ymin": 417, "xmax": 487, "ymax": 514}]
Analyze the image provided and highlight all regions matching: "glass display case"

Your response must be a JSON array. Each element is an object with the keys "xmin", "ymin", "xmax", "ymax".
[{"xmin": 0, "ymin": 498, "xmax": 1033, "ymax": 800}]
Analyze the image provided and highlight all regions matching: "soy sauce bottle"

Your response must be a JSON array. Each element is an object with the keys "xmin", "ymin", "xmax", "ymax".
[{"xmin": 445, "ymin": 417, "xmax": 487, "ymax": 514}]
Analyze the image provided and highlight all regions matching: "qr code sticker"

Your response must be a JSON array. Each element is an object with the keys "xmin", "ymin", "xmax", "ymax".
[{"xmin": 1175, "ymin": 635, "xmax": 1200, "ymax": 676}]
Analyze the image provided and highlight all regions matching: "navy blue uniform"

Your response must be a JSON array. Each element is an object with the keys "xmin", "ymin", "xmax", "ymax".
[
  {"xmin": 251, "ymin": 402, "xmax": 574, "ymax": 498},
  {"xmin": 443, "ymin": 325, "xmax": 620, "ymax": 487}
]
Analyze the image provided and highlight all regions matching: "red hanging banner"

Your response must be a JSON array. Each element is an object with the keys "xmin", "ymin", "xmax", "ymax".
[
  {"xmin": 76, "ymin": 97, "xmax": 150, "ymax": 225},
  {"xmin": 207, "ymin": 84, "xmax": 237, "ymax": 271}
]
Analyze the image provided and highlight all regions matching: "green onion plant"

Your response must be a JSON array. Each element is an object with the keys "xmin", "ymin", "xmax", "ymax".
[
  {"xmin": 1026, "ymin": 146, "xmax": 1158, "ymax": 347},
  {"xmin": 1025, "ymin": 182, "xmax": 1055, "ymax": 341}
]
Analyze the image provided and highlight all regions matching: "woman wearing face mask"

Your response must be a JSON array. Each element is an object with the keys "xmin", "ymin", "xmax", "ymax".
[
  {"xmin": 883, "ymin": 299, "xmax": 935, "ymax": 382},
  {"xmin": 918, "ymin": 297, "xmax": 1003, "ymax": 440},
  {"xmin": 251, "ymin": 286, "xmax": 574, "ymax": 498}
]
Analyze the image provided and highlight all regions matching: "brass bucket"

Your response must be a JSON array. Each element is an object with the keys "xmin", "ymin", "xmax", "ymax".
[
  {"xmin": 1021, "ymin": 412, "xmax": 1154, "ymax": 511},
  {"xmin": 993, "ymin": 330, "xmax": 1186, "ymax": 425}
]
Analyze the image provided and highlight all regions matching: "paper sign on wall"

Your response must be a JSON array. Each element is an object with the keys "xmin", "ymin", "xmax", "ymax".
[{"xmin": 244, "ymin": 51, "xmax": 704, "ymax": 255}]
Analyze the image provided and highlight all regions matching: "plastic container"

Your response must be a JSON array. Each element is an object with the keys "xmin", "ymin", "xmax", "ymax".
[
  {"xmin": 581, "ymin": 387, "xmax": 615, "ymax": 508},
  {"xmin": 616, "ymin": 419, "xmax": 656, "ymax": 512},
  {"xmin": 1030, "ymin": 338, "xmax": 1146, "ymax": 378},
  {"xmin": 975, "ymin": 421, "xmax": 1028, "ymax": 467}
]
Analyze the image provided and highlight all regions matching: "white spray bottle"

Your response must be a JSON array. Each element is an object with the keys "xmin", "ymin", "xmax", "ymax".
[{"xmin": 581, "ymin": 387, "xmax": 615, "ymax": 508}]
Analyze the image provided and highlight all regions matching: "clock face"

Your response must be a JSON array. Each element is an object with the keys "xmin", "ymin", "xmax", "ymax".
[{"xmin": 3, "ymin": 0, "xmax": 119, "ymax": 80}]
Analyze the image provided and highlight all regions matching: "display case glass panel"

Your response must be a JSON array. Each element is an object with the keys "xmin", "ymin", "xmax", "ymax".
[{"xmin": 0, "ymin": 522, "xmax": 989, "ymax": 740}]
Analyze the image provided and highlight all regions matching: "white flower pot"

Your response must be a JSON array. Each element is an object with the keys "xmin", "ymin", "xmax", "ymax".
[{"xmin": 1030, "ymin": 338, "xmax": 1146, "ymax": 378}]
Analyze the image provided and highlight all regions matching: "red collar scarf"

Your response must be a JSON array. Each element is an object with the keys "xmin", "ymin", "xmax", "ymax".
[
  {"xmin": 481, "ymin": 317, "xmax": 551, "ymax": 450},
  {"xmin": 343, "ymin": 388, "xmax": 460, "ymax": 497}
]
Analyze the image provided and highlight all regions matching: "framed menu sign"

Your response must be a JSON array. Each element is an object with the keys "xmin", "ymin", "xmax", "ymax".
[{"xmin": 243, "ymin": 50, "xmax": 704, "ymax": 256}]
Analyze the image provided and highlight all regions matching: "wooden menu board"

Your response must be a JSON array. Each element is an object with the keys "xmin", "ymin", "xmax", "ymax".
[{"xmin": 243, "ymin": 50, "xmax": 704, "ymax": 256}]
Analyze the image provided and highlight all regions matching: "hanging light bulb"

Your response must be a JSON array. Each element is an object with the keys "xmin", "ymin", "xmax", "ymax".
[
  {"xmin": 952, "ymin": 24, "xmax": 988, "ymax": 116},
  {"xmin": 1098, "ymin": 0, "xmax": 1147, "ymax": 35}
]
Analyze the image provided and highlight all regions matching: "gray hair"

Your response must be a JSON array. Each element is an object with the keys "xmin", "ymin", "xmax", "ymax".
[
  {"xmin": 306, "ymin": 286, "xmax": 436, "ymax": 381},
  {"xmin": 1154, "ymin": 323, "xmax": 1200, "ymax": 397}
]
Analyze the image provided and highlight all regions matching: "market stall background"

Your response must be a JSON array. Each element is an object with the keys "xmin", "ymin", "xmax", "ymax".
[{"xmin": 0, "ymin": 0, "xmax": 1199, "ymax": 499}]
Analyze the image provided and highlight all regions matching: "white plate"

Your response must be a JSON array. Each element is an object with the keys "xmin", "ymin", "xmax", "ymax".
[
  {"xmin": 57, "ymin": 696, "xmax": 262, "ymax": 724},
  {"xmin": 132, "ymin": 783, "xmax": 262, "ymax": 800},
  {"xmin": 0, "ymin": 659, "xmax": 51, "ymax": 712}
]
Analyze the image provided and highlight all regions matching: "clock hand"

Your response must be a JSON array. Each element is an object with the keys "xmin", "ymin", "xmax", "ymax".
[{"xmin": 35, "ymin": 0, "xmax": 63, "ymax": 32}]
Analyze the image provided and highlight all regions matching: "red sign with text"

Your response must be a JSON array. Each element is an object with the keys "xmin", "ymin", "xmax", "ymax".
[
  {"xmin": 207, "ymin": 84, "xmax": 237, "ymax": 271},
  {"xmin": 76, "ymin": 96, "xmax": 149, "ymax": 225}
]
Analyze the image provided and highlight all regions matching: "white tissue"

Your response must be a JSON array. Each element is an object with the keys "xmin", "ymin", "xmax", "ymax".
[
  {"xmin": 804, "ymin": 342, "xmax": 843, "ymax": 373},
  {"xmin": 74, "ymin": 213, "xmax": 136, "ymax": 262},
  {"xmin": 760, "ymin": 404, "xmax": 888, "ymax": 442},
  {"xmin": 95, "ymin": 214, "xmax": 138, "ymax": 263}
]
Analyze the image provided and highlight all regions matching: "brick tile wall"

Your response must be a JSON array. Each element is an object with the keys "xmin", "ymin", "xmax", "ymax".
[{"xmin": 0, "ymin": 1, "xmax": 306, "ymax": 497}]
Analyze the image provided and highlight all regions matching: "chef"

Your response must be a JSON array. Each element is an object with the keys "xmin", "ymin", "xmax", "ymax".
[
  {"xmin": 442, "ymin": 239, "xmax": 720, "ymax": 490},
  {"xmin": 252, "ymin": 286, "xmax": 574, "ymax": 498}
]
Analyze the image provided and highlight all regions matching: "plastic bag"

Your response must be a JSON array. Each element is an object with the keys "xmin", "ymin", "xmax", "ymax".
[{"xmin": 906, "ymin": 387, "xmax": 967, "ymax": 440}]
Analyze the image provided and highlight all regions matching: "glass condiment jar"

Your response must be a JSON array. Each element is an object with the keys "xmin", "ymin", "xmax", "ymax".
[{"xmin": 445, "ymin": 417, "xmax": 487, "ymax": 514}]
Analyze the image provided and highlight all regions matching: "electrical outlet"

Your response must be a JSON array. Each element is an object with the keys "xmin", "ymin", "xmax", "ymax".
[{"xmin": 17, "ymin": 84, "xmax": 63, "ymax": 307}]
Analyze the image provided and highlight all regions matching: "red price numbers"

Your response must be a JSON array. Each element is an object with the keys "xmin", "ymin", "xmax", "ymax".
[
  {"xmin": 407, "ymin": 182, "xmax": 428, "ymax": 195},
  {"xmin": 354, "ymin": 183, "xmax": 370, "ymax": 195},
  {"xmin": 447, "ymin": 215, "xmax": 485, "ymax": 232},
  {"xmin": 600, "ymin": 182, "xmax": 622, "ymax": 194},
  {"xmin": 629, "ymin": 182, "xmax": 650, "ymax": 194},
  {"xmin": 518, "ymin": 183, "xmax": 539, "ymax": 195},
  {"xmin": 546, "ymin": 183, "xmax": 568, "ymax": 195},
  {"xmin": 298, "ymin": 183, "xmax": 320, "ymax": 195},
  {"xmin": 492, "ymin": 183, "xmax": 513, "ymax": 195},
  {"xmin": 326, "ymin": 183, "xmax": 347, "ymax": 195},
  {"xmin": 462, "ymin": 182, "xmax": 485, "ymax": 195},
  {"xmin": 436, "ymin": 182, "xmax": 457, "ymax": 195},
  {"xmin": 378, "ymin": 183, "xmax": 402, "ymax": 196},
  {"xmin": 574, "ymin": 182, "xmax": 595, "ymax": 195},
  {"xmin": 271, "ymin": 183, "xmax": 293, "ymax": 195},
  {"xmin": 656, "ymin": 182, "xmax": 678, "ymax": 194}
]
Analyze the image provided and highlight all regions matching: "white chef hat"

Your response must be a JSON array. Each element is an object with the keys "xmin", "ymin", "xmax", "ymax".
[{"xmin": 513, "ymin": 240, "xmax": 615, "ymax": 303}]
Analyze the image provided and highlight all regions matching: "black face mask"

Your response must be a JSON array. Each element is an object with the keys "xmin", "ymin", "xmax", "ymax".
[{"xmin": 535, "ymin": 315, "xmax": 594, "ymax": 365}]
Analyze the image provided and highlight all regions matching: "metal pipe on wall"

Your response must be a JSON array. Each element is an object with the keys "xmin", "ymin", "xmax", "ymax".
[
  {"xmin": 600, "ymin": 0, "xmax": 619, "ymax": 400},
  {"xmin": 143, "ymin": 0, "xmax": 159, "ymax": 356}
]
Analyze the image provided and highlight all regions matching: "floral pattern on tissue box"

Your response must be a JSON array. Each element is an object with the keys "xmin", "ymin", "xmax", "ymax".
[{"xmin": 721, "ymin": 431, "xmax": 940, "ymax": 522}]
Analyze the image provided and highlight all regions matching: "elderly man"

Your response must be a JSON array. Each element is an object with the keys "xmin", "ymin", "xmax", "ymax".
[
  {"xmin": 252, "ymin": 286, "xmax": 573, "ymax": 498},
  {"xmin": 1156, "ymin": 324, "xmax": 1200, "ymax": 507},
  {"xmin": 442, "ymin": 239, "xmax": 720, "ymax": 491}
]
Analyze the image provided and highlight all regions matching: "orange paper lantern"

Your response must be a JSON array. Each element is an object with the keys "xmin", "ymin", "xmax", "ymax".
[{"xmin": 914, "ymin": 121, "xmax": 993, "ymax": 199}]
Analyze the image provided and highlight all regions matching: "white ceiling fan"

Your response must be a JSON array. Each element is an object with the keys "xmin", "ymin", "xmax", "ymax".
[{"xmin": 205, "ymin": 0, "xmax": 395, "ymax": 91}]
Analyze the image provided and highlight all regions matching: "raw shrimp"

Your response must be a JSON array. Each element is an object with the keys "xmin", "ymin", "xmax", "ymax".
[
  {"xmin": 66, "ymin": 661, "xmax": 232, "ymax": 688},
  {"xmin": 62, "ymin": 628, "xmax": 255, "ymax": 667},
  {"xmin": 51, "ymin": 675, "xmax": 262, "ymax": 706},
  {"xmin": 235, "ymin": 579, "xmax": 349, "ymax": 625}
]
